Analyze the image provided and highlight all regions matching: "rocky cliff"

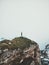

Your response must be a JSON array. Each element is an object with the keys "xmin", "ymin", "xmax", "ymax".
[{"xmin": 0, "ymin": 36, "xmax": 41, "ymax": 65}]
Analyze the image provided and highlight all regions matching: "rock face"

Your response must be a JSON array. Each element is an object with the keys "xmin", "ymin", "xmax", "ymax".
[
  {"xmin": 0, "ymin": 37, "xmax": 41, "ymax": 65},
  {"xmin": 45, "ymin": 44, "xmax": 49, "ymax": 58}
]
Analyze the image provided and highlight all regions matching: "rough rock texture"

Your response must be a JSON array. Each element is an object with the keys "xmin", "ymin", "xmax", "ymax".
[{"xmin": 0, "ymin": 37, "xmax": 41, "ymax": 65}]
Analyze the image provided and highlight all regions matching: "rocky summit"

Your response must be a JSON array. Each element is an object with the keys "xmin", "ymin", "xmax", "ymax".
[{"xmin": 0, "ymin": 36, "xmax": 41, "ymax": 65}]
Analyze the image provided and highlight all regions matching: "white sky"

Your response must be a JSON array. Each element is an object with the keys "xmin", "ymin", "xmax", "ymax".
[{"xmin": 0, "ymin": 0, "xmax": 49, "ymax": 50}]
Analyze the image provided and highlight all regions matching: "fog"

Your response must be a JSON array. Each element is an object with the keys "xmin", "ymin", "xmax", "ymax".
[{"xmin": 0, "ymin": 0, "xmax": 49, "ymax": 50}]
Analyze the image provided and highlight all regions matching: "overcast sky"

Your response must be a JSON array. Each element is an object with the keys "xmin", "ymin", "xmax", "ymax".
[{"xmin": 0, "ymin": 0, "xmax": 49, "ymax": 50}]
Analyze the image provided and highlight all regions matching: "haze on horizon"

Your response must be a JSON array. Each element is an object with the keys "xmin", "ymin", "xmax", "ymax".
[{"xmin": 0, "ymin": 0, "xmax": 49, "ymax": 50}]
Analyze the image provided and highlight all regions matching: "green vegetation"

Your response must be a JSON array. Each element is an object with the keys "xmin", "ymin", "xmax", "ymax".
[{"xmin": 0, "ymin": 37, "xmax": 37, "ymax": 50}]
